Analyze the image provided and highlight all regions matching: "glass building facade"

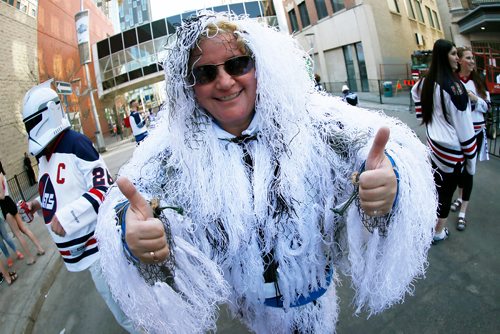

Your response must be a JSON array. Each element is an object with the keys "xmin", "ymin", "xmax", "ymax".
[{"xmin": 94, "ymin": 1, "xmax": 275, "ymax": 98}]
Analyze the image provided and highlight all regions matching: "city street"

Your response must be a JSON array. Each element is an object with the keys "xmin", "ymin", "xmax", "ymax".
[{"xmin": 1, "ymin": 101, "xmax": 499, "ymax": 334}]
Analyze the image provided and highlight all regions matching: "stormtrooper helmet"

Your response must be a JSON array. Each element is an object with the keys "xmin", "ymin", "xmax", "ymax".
[{"xmin": 22, "ymin": 84, "xmax": 70, "ymax": 156}]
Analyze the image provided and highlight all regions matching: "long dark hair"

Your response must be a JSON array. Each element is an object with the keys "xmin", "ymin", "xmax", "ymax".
[
  {"xmin": 421, "ymin": 39, "xmax": 457, "ymax": 124},
  {"xmin": 457, "ymin": 46, "xmax": 487, "ymax": 99},
  {"xmin": 0, "ymin": 161, "xmax": 5, "ymax": 175}
]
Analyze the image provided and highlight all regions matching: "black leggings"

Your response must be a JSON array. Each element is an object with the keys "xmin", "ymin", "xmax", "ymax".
[
  {"xmin": 456, "ymin": 130, "xmax": 483, "ymax": 201},
  {"xmin": 433, "ymin": 162, "xmax": 461, "ymax": 219}
]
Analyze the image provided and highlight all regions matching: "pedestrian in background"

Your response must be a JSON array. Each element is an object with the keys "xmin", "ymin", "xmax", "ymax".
[
  {"xmin": 0, "ymin": 258, "xmax": 17, "ymax": 285},
  {"xmin": 341, "ymin": 84, "xmax": 358, "ymax": 106},
  {"xmin": 128, "ymin": 99, "xmax": 148, "ymax": 144},
  {"xmin": 23, "ymin": 152, "xmax": 37, "ymax": 186},
  {"xmin": 314, "ymin": 73, "xmax": 325, "ymax": 92},
  {"xmin": 420, "ymin": 39, "xmax": 477, "ymax": 243},
  {"xmin": 0, "ymin": 212, "xmax": 24, "ymax": 268},
  {"xmin": 450, "ymin": 46, "xmax": 491, "ymax": 231},
  {"xmin": 0, "ymin": 161, "xmax": 42, "ymax": 264},
  {"xmin": 21, "ymin": 83, "xmax": 137, "ymax": 333}
]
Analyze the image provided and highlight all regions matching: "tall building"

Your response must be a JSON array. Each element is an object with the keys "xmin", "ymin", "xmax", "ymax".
[
  {"xmin": 93, "ymin": 0, "xmax": 121, "ymax": 33},
  {"xmin": 0, "ymin": 1, "xmax": 38, "ymax": 175},
  {"xmin": 118, "ymin": 0, "xmax": 151, "ymax": 31},
  {"xmin": 1, "ymin": 0, "xmax": 38, "ymax": 17},
  {"xmin": 280, "ymin": 0, "xmax": 444, "ymax": 93}
]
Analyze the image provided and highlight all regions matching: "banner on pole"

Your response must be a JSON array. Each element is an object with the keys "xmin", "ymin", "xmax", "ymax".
[{"xmin": 75, "ymin": 10, "xmax": 91, "ymax": 65}]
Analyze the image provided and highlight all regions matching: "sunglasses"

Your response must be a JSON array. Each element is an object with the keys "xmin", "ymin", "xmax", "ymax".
[{"xmin": 188, "ymin": 55, "xmax": 254, "ymax": 85}]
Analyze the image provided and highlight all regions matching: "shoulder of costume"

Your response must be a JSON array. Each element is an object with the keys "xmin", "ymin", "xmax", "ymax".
[
  {"xmin": 54, "ymin": 130, "xmax": 100, "ymax": 162},
  {"xmin": 440, "ymin": 77, "xmax": 468, "ymax": 111}
]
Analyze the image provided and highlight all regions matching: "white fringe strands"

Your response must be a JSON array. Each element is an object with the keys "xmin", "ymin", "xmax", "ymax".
[{"xmin": 96, "ymin": 11, "xmax": 437, "ymax": 334}]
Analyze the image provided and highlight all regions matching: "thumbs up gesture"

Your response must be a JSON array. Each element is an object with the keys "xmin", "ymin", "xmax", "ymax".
[
  {"xmin": 117, "ymin": 177, "xmax": 170, "ymax": 263},
  {"xmin": 358, "ymin": 127, "xmax": 398, "ymax": 217}
]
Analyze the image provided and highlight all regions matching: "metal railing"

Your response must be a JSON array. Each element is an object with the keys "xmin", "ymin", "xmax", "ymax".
[
  {"xmin": 486, "ymin": 102, "xmax": 499, "ymax": 157},
  {"xmin": 6, "ymin": 164, "xmax": 39, "ymax": 203},
  {"xmin": 322, "ymin": 79, "xmax": 415, "ymax": 105}
]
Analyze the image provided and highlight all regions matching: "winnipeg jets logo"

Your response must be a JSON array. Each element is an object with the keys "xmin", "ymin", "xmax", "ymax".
[{"xmin": 38, "ymin": 174, "xmax": 57, "ymax": 223}]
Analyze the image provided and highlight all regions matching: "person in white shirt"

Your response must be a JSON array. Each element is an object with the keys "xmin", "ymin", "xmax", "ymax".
[
  {"xmin": 129, "ymin": 99, "xmax": 148, "ymax": 143},
  {"xmin": 450, "ymin": 46, "xmax": 491, "ymax": 231},
  {"xmin": 420, "ymin": 40, "xmax": 477, "ymax": 243}
]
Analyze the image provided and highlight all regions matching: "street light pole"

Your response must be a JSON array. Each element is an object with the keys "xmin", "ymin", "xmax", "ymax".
[
  {"xmin": 80, "ymin": 0, "xmax": 106, "ymax": 152},
  {"xmin": 84, "ymin": 64, "xmax": 105, "ymax": 152}
]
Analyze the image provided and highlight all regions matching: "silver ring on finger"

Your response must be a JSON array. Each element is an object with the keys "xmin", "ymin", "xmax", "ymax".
[{"xmin": 150, "ymin": 251, "xmax": 159, "ymax": 262}]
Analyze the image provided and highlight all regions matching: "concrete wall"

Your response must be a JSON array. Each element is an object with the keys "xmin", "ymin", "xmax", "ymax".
[
  {"xmin": 281, "ymin": 0, "xmax": 444, "ymax": 91},
  {"xmin": 0, "ymin": 2, "xmax": 38, "ymax": 175}
]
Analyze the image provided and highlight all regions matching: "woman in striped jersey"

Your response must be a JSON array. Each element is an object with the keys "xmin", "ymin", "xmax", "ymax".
[
  {"xmin": 450, "ymin": 46, "xmax": 490, "ymax": 231},
  {"xmin": 421, "ymin": 39, "xmax": 477, "ymax": 243}
]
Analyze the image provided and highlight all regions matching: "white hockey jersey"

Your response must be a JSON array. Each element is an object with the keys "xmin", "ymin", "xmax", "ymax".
[
  {"xmin": 130, "ymin": 110, "xmax": 148, "ymax": 137},
  {"xmin": 458, "ymin": 75, "xmax": 490, "ymax": 134},
  {"xmin": 38, "ymin": 130, "xmax": 112, "ymax": 272},
  {"xmin": 411, "ymin": 78, "xmax": 424, "ymax": 119},
  {"xmin": 425, "ymin": 78, "xmax": 477, "ymax": 175}
]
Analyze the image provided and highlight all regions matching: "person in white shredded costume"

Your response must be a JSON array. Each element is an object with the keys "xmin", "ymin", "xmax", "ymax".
[
  {"xmin": 21, "ymin": 82, "xmax": 138, "ymax": 333},
  {"xmin": 420, "ymin": 40, "xmax": 477, "ymax": 244},
  {"xmin": 96, "ymin": 12, "xmax": 437, "ymax": 334},
  {"xmin": 449, "ymin": 46, "xmax": 491, "ymax": 231}
]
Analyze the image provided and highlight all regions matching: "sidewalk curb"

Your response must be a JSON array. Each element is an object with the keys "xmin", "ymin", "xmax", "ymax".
[{"xmin": 23, "ymin": 254, "xmax": 63, "ymax": 334}]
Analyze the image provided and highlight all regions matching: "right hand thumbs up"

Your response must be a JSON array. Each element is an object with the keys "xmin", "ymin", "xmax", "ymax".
[{"xmin": 117, "ymin": 177, "xmax": 170, "ymax": 264}]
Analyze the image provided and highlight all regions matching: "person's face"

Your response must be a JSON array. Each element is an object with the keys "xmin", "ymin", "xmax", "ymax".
[
  {"xmin": 448, "ymin": 47, "xmax": 459, "ymax": 71},
  {"xmin": 458, "ymin": 50, "xmax": 475, "ymax": 74},
  {"xmin": 131, "ymin": 101, "xmax": 138, "ymax": 110},
  {"xmin": 190, "ymin": 34, "xmax": 257, "ymax": 136}
]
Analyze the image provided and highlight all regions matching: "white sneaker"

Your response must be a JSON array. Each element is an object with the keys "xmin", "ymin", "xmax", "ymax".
[{"xmin": 432, "ymin": 227, "xmax": 449, "ymax": 245}]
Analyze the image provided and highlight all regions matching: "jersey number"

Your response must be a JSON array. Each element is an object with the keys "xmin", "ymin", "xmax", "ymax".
[{"xmin": 92, "ymin": 167, "xmax": 113, "ymax": 186}]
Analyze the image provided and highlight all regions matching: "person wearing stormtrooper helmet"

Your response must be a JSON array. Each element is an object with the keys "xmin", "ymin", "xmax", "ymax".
[{"xmin": 21, "ymin": 82, "xmax": 137, "ymax": 333}]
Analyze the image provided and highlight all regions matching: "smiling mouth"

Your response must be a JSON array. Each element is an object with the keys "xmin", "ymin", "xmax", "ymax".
[{"xmin": 216, "ymin": 90, "xmax": 242, "ymax": 101}]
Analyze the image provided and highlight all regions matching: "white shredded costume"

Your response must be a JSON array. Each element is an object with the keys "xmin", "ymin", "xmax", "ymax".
[{"xmin": 96, "ymin": 12, "xmax": 437, "ymax": 334}]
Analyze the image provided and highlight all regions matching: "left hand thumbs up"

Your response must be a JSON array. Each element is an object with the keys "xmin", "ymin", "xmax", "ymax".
[{"xmin": 358, "ymin": 127, "xmax": 397, "ymax": 216}]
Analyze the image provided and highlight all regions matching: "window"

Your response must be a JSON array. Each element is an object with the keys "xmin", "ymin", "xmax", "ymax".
[
  {"xmin": 426, "ymin": 6, "xmax": 434, "ymax": 27},
  {"xmin": 288, "ymin": 9, "xmax": 299, "ymax": 32},
  {"xmin": 213, "ymin": 5, "xmax": 229, "ymax": 13},
  {"xmin": 331, "ymin": 0, "xmax": 345, "ymax": 12},
  {"xmin": 315, "ymin": 0, "xmax": 328, "ymax": 20},
  {"xmin": 343, "ymin": 45, "xmax": 357, "ymax": 92},
  {"xmin": 432, "ymin": 10, "xmax": 441, "ymax": 30},
  {"xmin": 229, "ymin": 3, "xmax": 245, "ymax": 15},
  {"xmin": 414, "ymin": 0, "xmax": 424, "ymax": 23},
  {"xmin": 151, "ymin": 19, "xmax": 167, "ymax": 38},
  {"xmin": 245, "ymin": 1, "xmax": 263, "ymax": 18},
  {"xmin": 137, "ymin": 23, "xmax": 152, "ymax": 43},
  {"xmin": 123, "ymin": 28, "xmax": 137, "ymax": 48},
  {"xmin": 405, "ymin": 0, "xmax": 415, "ymax": 19},
  {"xmin": 387, "ymin": 0, "xmax": 400, "ymax": 14},
  {"xmin": 298, "ymin": 2, "xmax": 310, "ymax": 28},
  {"xmin": 355, "ymin": 42, "xmax": 369, "ymax": 92}
]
